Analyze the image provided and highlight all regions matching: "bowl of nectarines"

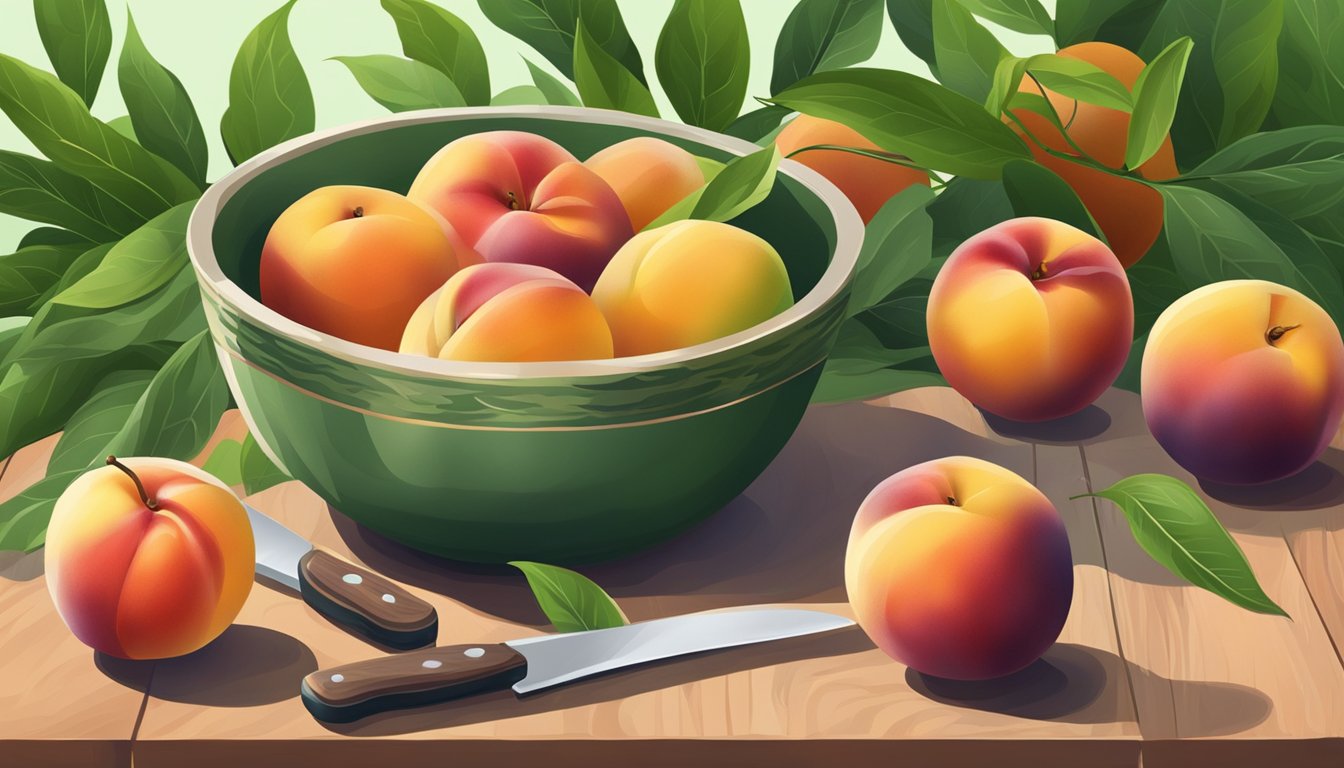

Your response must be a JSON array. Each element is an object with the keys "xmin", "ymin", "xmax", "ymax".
[{"xmin": 187, "ymin": 107, "xmax": 862, "ymax": 564}]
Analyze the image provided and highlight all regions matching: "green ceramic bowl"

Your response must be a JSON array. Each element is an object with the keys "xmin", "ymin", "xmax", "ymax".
[{"xmin": 187, "ymin": 107, "xmax": 861, "ymax": 564}]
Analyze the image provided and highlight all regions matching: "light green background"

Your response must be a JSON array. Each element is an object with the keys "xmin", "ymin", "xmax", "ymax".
[{"xmin": 0, "ymin": 0, "xmax": 1053, "ymax": 252}]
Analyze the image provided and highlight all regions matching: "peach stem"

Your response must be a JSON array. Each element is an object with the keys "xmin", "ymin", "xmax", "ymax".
[
  {"xmin": 352, "ymin": 206, "xmax": 364, "ymax": 219},
  {"xmin": 106, "ymin": 455, "xmax": 157, "ymax": 510},
  {"xmin": 946, "ymin": 496, "xmax": 958, "ymax": 506},
  {"xmin": 1267, "ymin": 324, "xmax": 1300, "ymax": 345}
]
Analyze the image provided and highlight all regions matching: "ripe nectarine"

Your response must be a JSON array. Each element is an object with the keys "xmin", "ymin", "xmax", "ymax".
[{"xmin": 585, "ymin": 137, "xmax": 705, "ymax": 231}]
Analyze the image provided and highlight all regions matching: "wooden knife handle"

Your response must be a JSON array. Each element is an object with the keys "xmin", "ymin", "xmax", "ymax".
[
  {"xmin": 297, "ymin": 550, "xmax": 438, "ymax": 651},
  {"xmin": 301, "ymin": 643, "xmax": 527, "ymax": 723}
]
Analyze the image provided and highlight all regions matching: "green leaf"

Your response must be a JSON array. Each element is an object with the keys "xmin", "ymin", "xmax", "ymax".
[
  {"xmin": 848, "ymin": 185, "xmax": 934, "ymax": 314},
  {"xmin": 333, "ymin": 55, "xmax": 467, "ymax": 113},
  {"xmin": 885, "ymin": 0, "xmax": 938, "ymax": 74},
  {"xmin": 380, "ymin": 0, "xmax": 491, "ymax": 106},
  {"xmin": 654, "ymin": 0, "xmax": 749, "ymax": 131},
  {"xmin": 724, "ymin": 106, "xmax": 791, "ymax": 143},
  {"xmin": 771, "ymin": 0, "xmax": 883, "ymax": 94},
  {"xmin": 490, "ymin": 85, "xmax": 548, "ymax": 106},
  {"xmin": 1125, "ymin": 36, "xmax": 1193, "ymax": 170},
  {"xmin": 929, "ymin": 176, "xmax": 1012, "ymax": 256},
  {"xmin": 202, "ymin": 438, "xmax": 246, "ymax": 486},
  {"xmin": 524, "ymin": 59, "xmax": 580, "ymax": 106},
  {"xmin": 1159, "ymin": 184, "xmax": 1344, "ymax": 325},
  {"xmin": 0, "ymin": 317, "xmax": 29, "ymax": 362},
  {"xmin": 0, "ymin": 242, "xmax": 86, "ymax": 316},
  {"xmin": 18, "ymin": 227, "xmax": 87, "ymax": 250},
  {"xmin": 47, "ymin": 369, "xmax": 156, "ymax": 475},
  {"xmin": 769, "ymin": 68, "xmax": 1031, "ymax": 179},
  {"xmin": 100, "ymin": 331, "xmax": 230, "ymax": 462},
  {"xmin": 1024, "ymin": 54, "xmax": 1134, "ymax": 112},
  {"xmin": 33, "ymin": 0, "xmax": 112, "ymax": 107},
  {"xmin": 509, "ymin": 560, "xmax": 626, "ymax": 632},
  {"xmin": 118, "ymin": 12, "xmax": 209, "ymax": 188},
  {"xmin": 0, "ymin": 55, "xmax": 200, "ymax": 220},
  {"xmin": 52, "ymin": 202, "xmax": 194, "ymax": 309},
  {"xmin": 932, "ymin": 0, "xmax": 1010, "ymax": 104},
  {"xmin": 0, "ymin": 150, "xmax": 142, "ymax": 242},
  {"xmin": 1055, "ymin": 0, "xmax": 1164, "ymax": 50},
  {"xmin": 958, "ymin": 0, "xmax": 1054, "ymax": 37},
  {"xmin": 689, "ymin": 145, "xmax": 779, "ymax": 223},
  {"xmin": 985, "ymin": 55, "xmax": 1028, "ymax": 114},
  {"xmin": 1077, "ymin": 474, "xmax": 1287, "ymax": 616},
  {"xmin": 221, "ymin": 0, "xmax": 314, "ymax": 165},
  {"xmin": 240, "ymin": 433, "xmax": 290, "ymax": 495},
  {"xmin": 479, "ymin": 0, "xmax": 644, "ymax": 84},
  {"xmin": 573, "ymin": 21, "xmax": 658, "ymax": 117},
  {"xmin": 1140, "ymin": 1, "xmax": 1284, "ymax": 167},
  {"xmin": 812, "ymin": 366, "xmax": 945, "ymax": 404},
  {"xmin": 27, "ymin": 241, "xmax": 112, "ymax": 312},
  {"xmin": 0, "ymin": 469, "xmax": 83, "ymax": 552},
  {"xmin": 1125, "ymin": 235, "xmax": 1182, "ymax": 335},
  {"xmin": 107, "ymin": 115, "xmax": 137, "ymax": 142},
  {"xmin": 1001, "ymin": 159, "xmax": 1105, "ymax": 242},
  {"xmin": 1271, "ymin": 0, "xmax": 1344, "ymax": 127},
  {"xmin": 822, "ymin": 319, "xmax": 933, "ymax": 377}
]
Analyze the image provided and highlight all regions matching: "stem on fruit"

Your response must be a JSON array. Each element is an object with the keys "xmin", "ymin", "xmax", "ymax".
[
  {"xmin": 946, "ymin": 496, "xmax": 958, "ymax": 506},
  {"xmin": 506, "ymin": 191, "xmax": 521, "ymax": 210},
  {"xmin": 106, "ymin": 456, "xmax": 157, "ymax": 510},
  {"xmin": 1024, "ymin": 71, "xmax": 1104, "ymax": 168},
  {"xmin": 352, "ymin": 206, "xmax": 364, "ymax": 219},
  {"xmin": 1266, "ymin": 324, "xmax": 1300, "ymax": 345},
  {"xmin": 1031, "ymin": 262, "xmax": 1049, "ymax": 280}
]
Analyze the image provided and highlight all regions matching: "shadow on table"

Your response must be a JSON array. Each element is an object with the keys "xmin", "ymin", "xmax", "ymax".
[
  {"xmin": 97, "ymin": 624, "xmax": 316, "ymax": 707},
  {"xmin": 331, "ymin": 402, "xmax": 1042, "ymax": 625},
  {"xmin": 982, "ymin": 405, "xmax": 1113, "ymax": 445},
  {"xmin": 321, "ymin": 623, "xmax": 872, "ymax": 736},
  {"xmin": 907, "ymin": 642, "xmax": 1272, "ymax": 735},
  {"xmin": 1201, "ymin": 459, "xmax": 1344, "ymax": 516}
]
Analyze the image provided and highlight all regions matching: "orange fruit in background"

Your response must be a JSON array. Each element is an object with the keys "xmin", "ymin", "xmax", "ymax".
[
  {"xmin": 1009, "ymin": 42, "xmax": 1179, "ymax": 268},
  {"xmin": 775, "ymin": 114, "xmax": 930, "ymax": 224}
]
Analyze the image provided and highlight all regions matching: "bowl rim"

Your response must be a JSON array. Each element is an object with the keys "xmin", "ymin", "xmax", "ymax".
[{"xmin": 187, "ymin": 105, "xmax": 864, "ymax": 381}]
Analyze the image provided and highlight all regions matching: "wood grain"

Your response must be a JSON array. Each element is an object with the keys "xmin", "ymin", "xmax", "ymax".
[{"xmin": 129, "ymin": 399, "xmax": 1140, "ymax": 767}]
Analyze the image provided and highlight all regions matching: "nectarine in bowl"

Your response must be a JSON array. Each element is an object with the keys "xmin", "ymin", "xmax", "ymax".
[{"xmin": 187, "ymin": 107, "xmax": 861, "ymax": 563}]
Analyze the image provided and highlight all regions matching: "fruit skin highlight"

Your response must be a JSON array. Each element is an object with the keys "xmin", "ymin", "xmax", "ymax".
[
  {"xmin": 926, "ymin": 216, "xmax": 1133, "ymax": 422},
  {"xmin": 591, "ymin": 220, "xmax": 794, "ymax": 357},
  {"xmin": 845, "ymin": 456, "xmax": 1074, "ymax": 681},
  {"xmin": 774, "ymin": 114, "xmax": 930, "ymax": 224},
  {"xmin": 585, "ymin": 137, "xmax": 705, "ymax": 231},
  {"xmin": 260, "ymin": 185, "xmax": 473, "ymax": 351},
  {"xmin": 409, "ymin": 130, "xmax": 633, "ymax": 291},
  {"xmin": 45, "ymin": 457, "xmax": 255, "ymax": 660},
  {"xmin": 400, "ymin": 263, "xmax": 613, "ymax": 363},
  {"xmin": 1142, "ymin": 280, "xmax": 1344, "ymax": 485},
  {"xmin": 1008, "ymin": 42, "xmax": 1180, "ymax": 268}
]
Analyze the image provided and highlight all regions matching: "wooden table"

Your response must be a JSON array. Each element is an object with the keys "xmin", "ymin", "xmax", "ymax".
[{"xmin": 2, "ymin": 388, "xmax": 1343, "ymax": 767}]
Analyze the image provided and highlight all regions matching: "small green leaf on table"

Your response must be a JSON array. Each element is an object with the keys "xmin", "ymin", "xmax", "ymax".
[
  {"xmin": 655, "ymin": 0, "xmax": 750, "ymax": 132},
  {"xmin": 52, "ymin": 202, "xmax": 195, "ymax": 309},
  {"xmin": 1075, "ymin": 474, "xmax": 1288, "ymax": 616},
  {"xmin": 119, "ymin": 11, "xmax": 210, "ymax": 188},
  {"xmin": 479, "ymin": 0, "xmax": 645, "ymax": 85},
  {"xmin": 240, "ymin": 433, "xmax": 290, "ymax": 495},
  {"xmin": 221, "ymin": 0, "xmax": 314, "ymax": 165},
  {"xmin": 769, "ymin": 68, "xmax": 1031, "ymax": 179},
  {"xmin": 509, "ymin": 560, "xmax": 627, "ymax": 633},
  {"xmin": 381, "ymin": 0, "xmax": 491, "ymax": 106},
  {"xmin": 848, "ymin": 185, "xmax": 935, "ymax": 315},
  {"xmin": 1125, "ymin": 36, "xmax": 1192, "ymax": 170},
  {"xmin": 1001, "ymin": 159, "xmax": 1106, "ymax": 242},
  {"xmin": 771, "ymin": 0, "xmax": 883, "ymax": 95},
  {"xmin": 932, "ymin": 0, "xmax": 1010, "ymax": 104},
  {"xmin": 573, "ymin": 20, "xmax": 658, "ymax": 118},
  {"xmin": 524, "ymin": 59, "xmax": 580, "ymax": 107},
  {"xmin": 33, "ymin": 0, "xmax": 112, "ymax": 107},
  {"xmin": 333, "ymin": 55, "xmax": 467, "ymax": 113}
]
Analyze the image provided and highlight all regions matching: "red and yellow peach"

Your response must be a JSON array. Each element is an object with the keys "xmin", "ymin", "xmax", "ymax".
[
  {"xmin": 409, "ymin": 131, "xmax": 633, "ymax": 291},
  {"xmin": 400, "ymin": 263, "xmax": 613, "ymax": 362},
  {"xmin": 45, "ymin": 457, "xmax": 254, "ymax": 660},
  {"xmin": 845, "ymin": 456, "xmax": 1073, "ymax": 680},
  {"xmin": 585, "ymin": 137, "xmax": 705, "ymax": 231},
  {"xmin": 260, "ymin": 185, "xmax": 474, "ymax": 351},
  {"xmin": 1142, "ymin": 280, "xmax": 1344, "ymax": 484},
  {"xmin": 591, "ymin": 220, "xmax": 794, "ymax": 357},
  {"xmin": 926, "ymin": 216, "xmax": 1133, "ymax": 422}
]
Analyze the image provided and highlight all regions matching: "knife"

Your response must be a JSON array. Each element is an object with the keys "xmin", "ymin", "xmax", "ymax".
[
  {"xmin": 300, "ymin": 607, "xmax": 853, "ymax": 722},
  {"xmin": 246, "ymin": 504, "xmax": 438, "ymax": 651}
]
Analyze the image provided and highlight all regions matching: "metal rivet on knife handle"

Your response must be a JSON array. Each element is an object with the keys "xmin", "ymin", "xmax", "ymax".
[
  {"xmin": 301, "ymin": 644, "xmax": 528, "ymax": 723},
  {"xmin": 297, "ymin": 550, "xmax": 438, "ymax": 650}
]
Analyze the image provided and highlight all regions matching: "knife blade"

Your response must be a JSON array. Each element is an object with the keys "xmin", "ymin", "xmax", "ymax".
[
  {"xmin": 300, "ymin": 607, "xmax": 854, "ymax": 722},
  {"xmin": 246, "ymin": 503, "xmax": 438, "ymax": 650}
]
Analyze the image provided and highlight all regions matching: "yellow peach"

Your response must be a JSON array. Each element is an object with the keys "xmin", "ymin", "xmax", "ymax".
[{"xmin": 585, "ymin": 137, "xmax": 705, "ymax": 231}]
